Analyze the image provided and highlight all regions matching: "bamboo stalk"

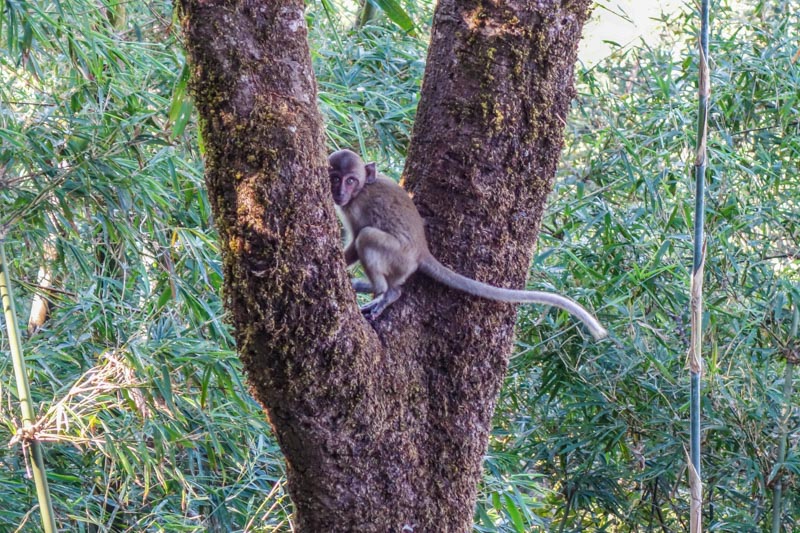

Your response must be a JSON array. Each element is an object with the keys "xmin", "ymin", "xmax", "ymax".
[
  {"xmin": 770, "ymin": 305, "xmax": 798, "ymax": 533},
  {"xmin": 357, "ymin": 0, "xmax": 377, "ymax": 27},
  {"xmin": 689, "ymin": 1, "xmax": 710, "ymax": 532},
  {"xmin": 0, "ymin": 243, "xmax": 57, "ymax": 532}
]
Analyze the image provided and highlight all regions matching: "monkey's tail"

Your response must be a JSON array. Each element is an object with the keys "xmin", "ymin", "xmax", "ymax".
[{"xmin": 419, "ymin": 255, "xmax": 608, "ymax": 340}]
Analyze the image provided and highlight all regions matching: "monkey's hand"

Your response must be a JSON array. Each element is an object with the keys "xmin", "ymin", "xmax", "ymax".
[
  {"xmin": 344, "ymin": 242, "xmax": 359, "ymax": 266},
  {"xmin": 351, "ymin": 279, "xmax": 373, "ymax": 293}
]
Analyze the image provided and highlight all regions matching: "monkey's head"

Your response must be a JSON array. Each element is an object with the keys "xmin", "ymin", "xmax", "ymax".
[{"xmin": 328, "ymin": 149, "xmax": 376, "ymax": 206}]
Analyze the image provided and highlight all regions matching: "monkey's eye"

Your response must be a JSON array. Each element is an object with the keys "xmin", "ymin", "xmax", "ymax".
[{"xmin": 346, "ymin": 177, "xmax": 356, "ymax": 185}]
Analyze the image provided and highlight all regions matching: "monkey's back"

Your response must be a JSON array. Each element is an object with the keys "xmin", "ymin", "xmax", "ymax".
[{"xmin": 343, "ymin": 176, "xmax": 428, "ymax": 255}]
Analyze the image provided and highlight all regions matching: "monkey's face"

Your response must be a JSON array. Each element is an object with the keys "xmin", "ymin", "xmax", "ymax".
[
  {"xmin": 328, "ymin": 149, "xmax": 376, "ymax": 206},
  {"xmin": 329, "ymin": 167, "xmax": 363, "ymax": 206}
]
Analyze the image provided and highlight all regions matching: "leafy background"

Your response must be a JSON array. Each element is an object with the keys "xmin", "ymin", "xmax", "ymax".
[{"xmin": 0, "ymin": 0, "xmax": 797, "ymax": 531}]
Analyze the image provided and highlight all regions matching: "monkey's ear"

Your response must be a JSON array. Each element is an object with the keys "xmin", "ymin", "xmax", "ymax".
[{"xmin": 364, "ymin": 162, "xmax": 377, "ymax": 184}]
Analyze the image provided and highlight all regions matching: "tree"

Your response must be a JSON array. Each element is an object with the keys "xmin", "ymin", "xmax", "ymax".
[{"xmin": 178, "ymin": 0, "xmax": 593, "ymax": 530}]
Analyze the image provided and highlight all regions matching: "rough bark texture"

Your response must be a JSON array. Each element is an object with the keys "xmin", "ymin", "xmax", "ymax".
[{"xmin": 179, "ymin": 0, "xmax": 591, "ymax": 531}]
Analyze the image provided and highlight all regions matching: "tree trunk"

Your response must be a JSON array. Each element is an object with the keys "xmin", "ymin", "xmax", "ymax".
[{"xmin": 178, "ymin": 0, "xmax": 591, "ymax": 531}]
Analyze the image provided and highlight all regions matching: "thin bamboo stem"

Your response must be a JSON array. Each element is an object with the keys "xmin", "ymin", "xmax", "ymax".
[
  {"xmin": 770, "ymin": 306, "xmax": 798, "ymax": 533},
  {"xmin": 357, "ymin": 0, "xmax": 377, "ymax": 27},
  {"xmin": 0, "ymin": 243, "xmax": 57, "ymax": 532},
  {"xmin": 689, "ymin": 1, "xmax": 710, "ymax": 532}
]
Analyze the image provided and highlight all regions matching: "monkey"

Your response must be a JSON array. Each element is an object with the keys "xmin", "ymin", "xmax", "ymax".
[{"xmin": 328, "ymin": 149, "xmax": 608, "ymax": 340}]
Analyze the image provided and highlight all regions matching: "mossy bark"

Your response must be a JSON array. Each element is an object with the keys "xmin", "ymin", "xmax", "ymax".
[{"xmin": 179, "ymin": 0, "xmax": 591, "ymax": 531}]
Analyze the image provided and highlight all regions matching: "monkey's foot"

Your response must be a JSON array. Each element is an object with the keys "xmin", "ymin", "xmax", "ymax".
[
  {"xmin": 360, "ymin": 298, "xmax": 386, "ymax": 319},
  {"xmin": 359, "ymin": 287, "xmax": 401, "ymax": 320}
]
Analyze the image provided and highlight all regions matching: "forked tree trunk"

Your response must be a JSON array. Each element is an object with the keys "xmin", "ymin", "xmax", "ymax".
[{"xmin": 178, "ymin": 0, "xmax": 591, "ymax": 530}]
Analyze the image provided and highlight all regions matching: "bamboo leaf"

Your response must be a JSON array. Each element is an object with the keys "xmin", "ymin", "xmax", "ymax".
[{"xmin": 369, "ymin": 0, "xmax": 416, "ymax": 34}]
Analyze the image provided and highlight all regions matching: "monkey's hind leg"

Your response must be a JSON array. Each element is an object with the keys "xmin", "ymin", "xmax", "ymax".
[{"xmin": 354, "ymin": 227, "xmax": 411, "ymax": 319}]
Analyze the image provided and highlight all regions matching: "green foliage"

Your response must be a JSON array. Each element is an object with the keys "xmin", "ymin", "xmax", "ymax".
[
  {"xmin": 363, "ymin": 0, "xmax": 416, "ymax": 34},
  {"xmin": 0, "ymin": 0, "xmax": 287, "ymax": 530},
  {"xmin": 485, "ymin": 2, "xmax": 799, "ymax": 530},
  {"xmin": 1, "ymin": 0, "xmax": 798, "ymax": 531},
  {"xmin": 309, "ymin": 0, "xmax": 430, "ymax": 176}
]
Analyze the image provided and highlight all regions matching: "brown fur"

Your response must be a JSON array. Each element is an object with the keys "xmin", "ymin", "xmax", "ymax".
[{"xmin": 329, "ymin": 149, "xmax": 607, "ymax": 340}]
